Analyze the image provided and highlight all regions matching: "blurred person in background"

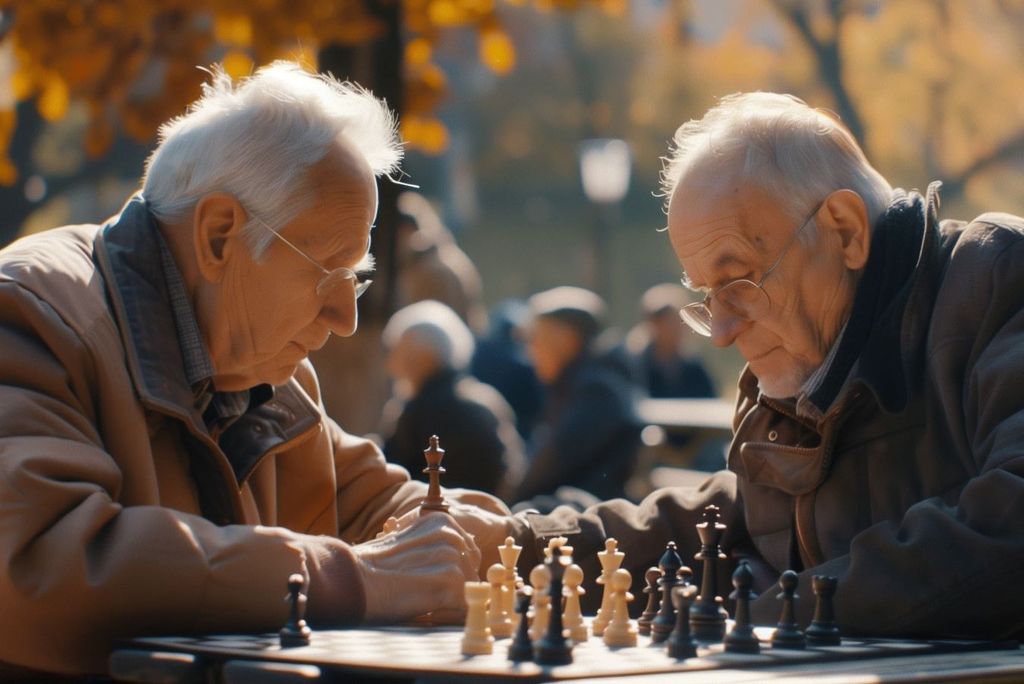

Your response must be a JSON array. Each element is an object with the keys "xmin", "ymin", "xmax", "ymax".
[
  {"xmin": 511, "ymin": 286, "xmax": 641, "ymax": 510},
  {"xmin": 395, "ymin": 191, "xmax": 488, "ymax": 334},
  {"xmin": 470, "ymin": 298, "xmax": 544, "ymax": 439},
  {"xmin": 626, "ymin": 283, "xmax": 716, "ymax": 399},
  {"xmin": 380, "ymin": 300, "xmax": 526, "ymax": 501}
]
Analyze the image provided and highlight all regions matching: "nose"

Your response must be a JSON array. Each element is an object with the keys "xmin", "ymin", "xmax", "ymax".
[
  {"xmin": 708, "ymin": 301, "xmax": 745, "ymax": 348},
  {"xmin": 317, "ymin": 289, "xmax": 359, "ymax": 338}
]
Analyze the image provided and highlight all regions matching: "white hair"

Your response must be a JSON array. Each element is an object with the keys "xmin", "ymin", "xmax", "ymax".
[
  {"xmin": 141, "ymin": 61, "xmax": 402, "ymax": 257},
  {"xmin": 382, "ymin": 300, "xmax": 476, "ymax": 371},
  {"xmin": 660, "ymin": 92, "xmax": 893, "ymax": 233}
]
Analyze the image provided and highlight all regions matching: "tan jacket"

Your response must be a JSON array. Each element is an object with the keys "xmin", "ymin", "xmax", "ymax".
[{"xmin": 0, "ymin": 203, "xmax": 428, "ymax": 675}]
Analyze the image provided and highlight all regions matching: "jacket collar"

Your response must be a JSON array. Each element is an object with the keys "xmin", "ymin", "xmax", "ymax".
[{"xmin": 94, "ymin": 196, "xmax": 321, "ymax": 487}]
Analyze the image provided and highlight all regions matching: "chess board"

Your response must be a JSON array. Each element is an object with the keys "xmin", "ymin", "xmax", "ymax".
[{"xmin": 118, "ymin": 623, "xmax": 1021, "ymax": 683}]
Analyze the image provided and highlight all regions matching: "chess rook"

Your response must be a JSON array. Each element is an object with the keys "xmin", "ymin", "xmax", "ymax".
[
  {"xmin": 279, "ymin": 574, "xmax": 312, "ymax": 648},
  {"xmin": 419, "ymin": 435, "xmax": 449, "ymax": 513},
  {"xmin": 723, "ymin": 561, "xmax": 760, "ymax": 654},
  {"xmin": 770, "ymin": 570, "xmax": 806, "ymax": 650},
  {"xmin": 651, "ymin": 542, "xmax": 684, "ymax": 644},
  {"xmin": 461, "ymin": 581, "xmax": 494, "ymax": 655},
  {"xmin": 690, "ymin": 504, "xmax": 728, "ymax": 642},
  {"xmin": 806, "ymin": 575, "xmax": 841, "ymax": 646}
]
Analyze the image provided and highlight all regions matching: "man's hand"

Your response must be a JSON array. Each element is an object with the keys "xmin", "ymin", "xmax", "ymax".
[
  {"xmin": 391, "ymin": 499, "xmax": 515, "ymax": 579},
  {"xmin": 352, "ymin": 512, "xmax": 481, "ymax": 624}
]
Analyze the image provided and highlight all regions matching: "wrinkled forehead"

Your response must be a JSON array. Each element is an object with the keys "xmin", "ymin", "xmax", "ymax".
[{"xmin": 667, "ymin": 177, "xmax": 763, "ymax": 289}]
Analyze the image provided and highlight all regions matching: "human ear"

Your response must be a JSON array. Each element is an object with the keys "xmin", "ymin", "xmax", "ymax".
[
  {"xmin": 192, "ymin": 193, "xmax": 247, "ymax": 283},
  {"xmin": 819, "ymin": 189, "xmax": 870, "ymax": 271}
]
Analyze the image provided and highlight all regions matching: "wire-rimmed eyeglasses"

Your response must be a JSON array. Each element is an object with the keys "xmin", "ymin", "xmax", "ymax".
[
  {"xmin": 679, "ymin": 203, "xmax": 821, "ymax": 337},
  {"xmin": 249, "ymin": 214, "xmax": 373, "ymax": 300}
]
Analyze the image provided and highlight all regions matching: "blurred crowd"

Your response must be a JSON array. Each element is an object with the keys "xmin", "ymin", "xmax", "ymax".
[{"xmin": 348, "ymin": 192, "xmax": 719, "ymax": 512}]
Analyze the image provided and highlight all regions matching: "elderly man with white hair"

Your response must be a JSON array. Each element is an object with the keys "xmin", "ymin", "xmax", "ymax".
[
  {"xmin": 497, "ymin": 93, "xmax": 1024, "ymax": 641},
  {"xmin": 380, "ymin": 300, "xmax": 525, "ymax": 499},
  {"xmin": 0, "ymin": 63, "xmax": 509, "ymax": 677}
]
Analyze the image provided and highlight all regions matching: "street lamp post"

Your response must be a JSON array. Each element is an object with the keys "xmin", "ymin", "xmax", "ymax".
[{"xmin": 579, "ymin": 138, "xmax": 632, "ymax": 299}]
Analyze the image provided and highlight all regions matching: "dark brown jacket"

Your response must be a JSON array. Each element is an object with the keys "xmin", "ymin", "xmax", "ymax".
[{"xmin": 513, "ymin": 184, "xmax": 1024, "ymax": 639}]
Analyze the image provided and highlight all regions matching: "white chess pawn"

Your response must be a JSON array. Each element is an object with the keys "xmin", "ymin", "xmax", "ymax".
[
  {"xmin": 375, "ymin": 516, "xmax": 399, "ymax": 539},
  {"xmin": 602, "ymin": 568, "xmax": 638, "ymax": 648},
  {"xmin": 498, "ymin": 536, "xmax": 522, "ymax": 618},
  {"xmin": 593, "ymin": 538, "xmax": 624, "ymax": 637},
  {"xmin": 528, "ymin": 564, "xmax": 552, "ymax": 643},
  {"xmin": 563, "ymin": 563, "xmax": 588, "ymax": 643},
  {"xmin": 461, "ymin": 581, "xmax": 494, "ymax": 655},
  {"xmin": 486, "ymin": 563, "xmax": 513, "ymax": 638}
]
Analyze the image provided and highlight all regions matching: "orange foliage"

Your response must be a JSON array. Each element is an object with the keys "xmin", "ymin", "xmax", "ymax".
[{"xmin": 0, "ymin": 0, "xmax": 609, "ymax": 183}]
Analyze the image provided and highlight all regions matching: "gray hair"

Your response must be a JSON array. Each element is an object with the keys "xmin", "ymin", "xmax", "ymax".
[
  {"xmin": 660, "ymin": 92, "xmax": 892, "ymax": 233},
  {"xmin": 382, "ymin": 300, "xmax": 476, "ymax": 371},
  {"xmin": 141, "ymin": 61, "xmax": 402, "ymax": 258}
]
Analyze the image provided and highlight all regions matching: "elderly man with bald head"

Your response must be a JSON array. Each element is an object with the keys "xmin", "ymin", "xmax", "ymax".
[
  {"xmin": 0, "ymin": 63, "xmax": 509, "ymax": 677},
  {"xmin": 503, "ymin": 93, "xmax": 1024, "ymax": 641}
]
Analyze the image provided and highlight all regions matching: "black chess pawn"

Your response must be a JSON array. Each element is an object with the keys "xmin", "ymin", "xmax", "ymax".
[
  {"xmin": 651, "ymin": 542, "xmax": 684, "ymax": 643},
  {"xmin": 637, "ymin": 567, "xmax": 663, "ymax": 636},
  {"xmin": 534, "ymin": 553, "xmax": 573, "ymax": 665},
  {"xmin": 723, "ymin": 562, "xmax": 760, "ymax": 654},
  {"xmin": 770, "ymin": 570, "xmax": 806, "ymax": 650},
  {"xmin": 805, "ymin": 575, "xmax": 841, "ymax": 646},
  {"xmin": 279, "ymin": 574, "xmax": 312, "ymax": 648},
  {"xmin": 420, "ymin": 435, "xmax": 450, "ymax": 512},
  {"xmin": 690, "ymin": 504, "xmax": 728, "ymax": 642},
  {"xmin": 677, "ymin": 564, "xmax": 694, "ymax": 586},
  {"xmin": 666, "ymin": 584, "xmax": 699, "ymax": 659},
  {"xmin": 508, "ymin": 586, "xmax": 535, "ymax": 662}
]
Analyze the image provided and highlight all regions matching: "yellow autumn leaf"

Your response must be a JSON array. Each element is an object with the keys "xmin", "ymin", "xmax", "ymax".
[
  {"xmin": 214, "ymin": 13, "xmax": 254, "ymax": 47},
  {"xmin": 0, "ymin": 155, "xmax": 17, "ymax": 186},
  {"xmin": 37, "ymin": 76, "xmax": 69, "ymax": 122},
  {"xmin": 406, "ymin": 38, "xmax": 433, "ymax": 66},
  {"xmin": 480, "ymin": 28, "xmax": 516, "ymax": 75},
  {"xmin": 222, "ymin": 50, "xmax": 254, "ymax": 80}
]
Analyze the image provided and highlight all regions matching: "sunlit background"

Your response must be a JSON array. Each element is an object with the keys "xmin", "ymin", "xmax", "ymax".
[{"xmin": 2, "ymin": 0, "xmax": 1023, "ymax": 432}]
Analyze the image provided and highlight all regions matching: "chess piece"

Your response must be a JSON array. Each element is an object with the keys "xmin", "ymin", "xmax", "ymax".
[
  {"xmin": 666, "ymin": 584, "xmax": 698, "ymax": 659},
  {"xmin": 805, "ymin": 575, "xmax": 841, "ymax": 646},
  {"xmin": 592, "ymin": 538, "xmax": 624, "ymax": 637},
  {"xmin": 534, "ymin": 552, "xmax": 573, "ymax": 665},
  {"xmin": 528, "ymin": 564, "xmax": 551, "ymax": 642},
  {"xmin": 279, "ymin": 574, "xmax": 312, "ymax": 647},
  {"xmin": 690, "ymin": 504, "xmax": 728, "ymax": 642},
  {"xmin": 637, "ymin": 566, "xmax": 663, "ymax": 636},
  {"xmin": 375, "ymin": 516, "xmax": 399, "ymax": 539},
  {"xmin": 723, "ymin": 561, "xmax": 760, "ymax": 654},
  {"xmin": 770, "ymin": 570, "xmax": 806, "ymax": 650},
  {"xmin": 507, "ymin": 587, "xmax": 534, "ymax": 662},
  {"xmin": 544, "ymin": 536, "xmax": 570, "ymax": 562},
  {"xmin": 499, "ymin": 536, "xmax": 522, "ymax": 619},
  {"xmin": 563, "ymin": 563, "xmax": 588, "ymax": 643},
  {"xmin": 651, "ymin": 542, "xmax": 684, "ymax": 643},
  {"xmin": 602, "ymin": 568, "xmax": 637, "ymax": 647},
  {"xmin": 461, "ymin": 581, "xmax": 494, "ymax": 655},
  {"xmin": 419, "ymin": 435, "xmax": 450, "ymax": 513},
  {"xmin": 487, "ymin": 563, "xmax": 513, "ymax": 638}
]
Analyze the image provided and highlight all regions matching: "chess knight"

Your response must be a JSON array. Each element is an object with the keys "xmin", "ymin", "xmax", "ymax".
[{"xmin": 504, "ymin": 93, "xmax": 1024, "ymax": 643}]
